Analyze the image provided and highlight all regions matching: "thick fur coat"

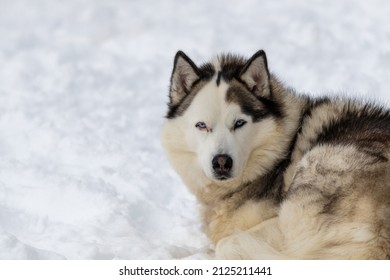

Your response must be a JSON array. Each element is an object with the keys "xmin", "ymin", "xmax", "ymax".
[{"xmin": 162, "ymin": 50, "xmax": 390, "ymax": 259}]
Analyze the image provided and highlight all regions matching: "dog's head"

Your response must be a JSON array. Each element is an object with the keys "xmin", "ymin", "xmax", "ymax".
[{"xmin": 162, "ymin": 50, "xmax": 288, "ymax": 192}]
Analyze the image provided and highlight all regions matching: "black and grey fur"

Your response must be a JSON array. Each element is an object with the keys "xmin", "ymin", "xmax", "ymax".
[{"xmin": 162, "ymin": 50, "xmax": 390, "ymax": 259}]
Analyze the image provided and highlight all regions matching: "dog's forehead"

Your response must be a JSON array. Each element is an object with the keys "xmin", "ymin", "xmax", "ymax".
[
  {"xmin": 184, "ymin": 76, "xmax": 272, "ymax": 125},
  {"xmin": 189, "ymin": 78, "xmax": 231, "ymax": 115},
  {"xmin": 190, "ymin": 56, "xmax": 247, "ymax": 109},
  {"xmin": 183, "ymin": 80, "xmax": 251, "ymax": 126}
]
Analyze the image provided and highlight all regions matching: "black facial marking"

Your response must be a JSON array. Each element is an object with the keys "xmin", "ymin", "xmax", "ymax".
[
  {"xmin": 216, "ymin": 71, "xmax": 222, "ymax": 86},
  {"xmin": 226, "ymin": 86, "xmax": 282, "ymax": 122},
  {"xmin": 218, "ymin": 54, "xmax": 246, "ymax": 83},
  {"xmin": 199, "ymin": 62, "xmax": 216, "ymax": 80}
]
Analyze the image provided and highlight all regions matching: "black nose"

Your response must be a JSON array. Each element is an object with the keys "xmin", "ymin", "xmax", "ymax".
[{"xmin": 212, "ymin": 154, "xmax": 233, "ymax": 179}]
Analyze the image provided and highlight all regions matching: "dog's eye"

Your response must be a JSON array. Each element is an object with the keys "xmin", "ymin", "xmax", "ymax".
[
  {"xmin": 195, "ymin": 121, "xmax": 207, "ymax": 130},
  {"xmin": 234, "ymin": 119, "xmax": 247, "ymax": 130}
]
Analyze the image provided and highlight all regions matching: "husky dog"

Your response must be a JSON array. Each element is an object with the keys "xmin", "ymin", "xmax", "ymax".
[{"xmin": 161, "ymin": 50, "xmax": 390, "ymax": 259}]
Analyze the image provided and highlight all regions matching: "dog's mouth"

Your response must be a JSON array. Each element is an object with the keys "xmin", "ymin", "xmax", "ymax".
[
  {"xmin": 215, "ymin": 175, "xmax": 230, "ymax": 181},
  {"xmin": 212, "ymin": 172, "xmax": 233, "ymax": 181}
]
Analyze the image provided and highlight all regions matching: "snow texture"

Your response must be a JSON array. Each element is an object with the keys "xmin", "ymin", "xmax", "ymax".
[{"xmin": 0, "ymin": 0, "xmax": 390, "ymax": 259}]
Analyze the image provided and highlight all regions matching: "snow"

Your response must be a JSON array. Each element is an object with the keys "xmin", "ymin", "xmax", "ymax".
[{"xmin": 0, "ymin": 0, "xmax": 390, "ymax": 259}]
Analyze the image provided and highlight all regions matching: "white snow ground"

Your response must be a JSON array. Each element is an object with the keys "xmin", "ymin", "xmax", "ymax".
[{"xmin": 0, "ymin": 0, "xmax": 390, "ymax": 259}]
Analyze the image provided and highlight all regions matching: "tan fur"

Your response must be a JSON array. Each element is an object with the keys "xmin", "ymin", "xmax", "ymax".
[{"xmin": 213, "ymin": 145, "xmax": 390, "ymax": 259}]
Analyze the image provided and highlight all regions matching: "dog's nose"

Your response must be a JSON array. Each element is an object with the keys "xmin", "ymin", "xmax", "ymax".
[{"xmin": 212, "ymin": 154, "xmax": 233, "ymax": 178}]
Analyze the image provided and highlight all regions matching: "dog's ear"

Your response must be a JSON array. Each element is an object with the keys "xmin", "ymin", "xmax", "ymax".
[
  {"xmin": 240, "ymin": 50, "xmax": 270, "ymax": 98},
  {"xmin": 169, "ymin": 51, "xmax": 200, "ymax": 106}
]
